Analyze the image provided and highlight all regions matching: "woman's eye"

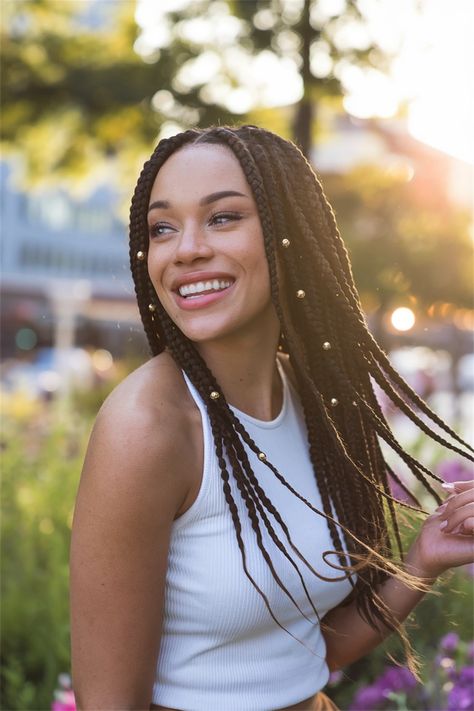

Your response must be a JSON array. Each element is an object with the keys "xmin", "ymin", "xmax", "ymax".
[
  {"xmin": 209, "ymin": 212, "xmax": 242, "ymax": 226},
  {"xmin": 149, "ymin": 222, "xmax": 175, "ymax": 238}
]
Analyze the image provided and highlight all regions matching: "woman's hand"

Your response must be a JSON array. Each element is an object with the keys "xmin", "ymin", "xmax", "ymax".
[
  {"xmin": 406, "ymin": 480, "xmax": 474, "ymax": 580},
  {"xmin": 323, "ymin": 479, "xmax": 473, "ymax": 671}
]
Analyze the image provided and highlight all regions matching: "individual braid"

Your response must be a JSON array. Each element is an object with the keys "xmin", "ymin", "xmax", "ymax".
[{"xmin": 128, "ymin": 124, "xmax": 473, "ymax": 670}]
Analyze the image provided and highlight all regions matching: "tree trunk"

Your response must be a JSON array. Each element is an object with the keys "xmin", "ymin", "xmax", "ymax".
[{"xmin": 292, "ymin": 0, "xmax": 315, "ymax": 158}]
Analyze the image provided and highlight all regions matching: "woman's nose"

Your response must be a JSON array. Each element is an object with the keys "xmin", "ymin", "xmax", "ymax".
[{"xmin": 174, "ymin": 225, "xmax": 214, "ymax": 264}]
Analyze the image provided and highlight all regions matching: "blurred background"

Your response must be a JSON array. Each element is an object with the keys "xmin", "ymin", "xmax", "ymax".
[{"xmin": 1, "ymin": 1, "xmax": 473, "ymax": 709}]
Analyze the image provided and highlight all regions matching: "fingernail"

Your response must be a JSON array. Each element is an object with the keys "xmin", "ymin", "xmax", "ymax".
[
  {"xmin": 439, "ymin": 520, "xmax": 448, "ymax": 530},
  {"xmin": 437, "ymin": 502, "xmax": 447, "ymax": 512},
  {"xmin": 441, "ymin": 483, "xmax": 455, "ymax": 490}
]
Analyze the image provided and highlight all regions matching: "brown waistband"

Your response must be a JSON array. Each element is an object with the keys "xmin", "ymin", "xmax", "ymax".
[
  {"xmin": 151, "ymin": 692, "xmax": 340, "ymax": 711},
  {"xmin": 314, "ymin": 691, "xmax": 340, "ymax": 711}
]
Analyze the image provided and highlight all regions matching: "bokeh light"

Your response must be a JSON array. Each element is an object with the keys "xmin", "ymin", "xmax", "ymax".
[
  {"xmin": 15, "ymin": 328, "xmax": 38, "ymax": 351},
  {"xmin": 91, "ymin": 349, "xmax": 113, "ymax": 373},
  {"xmin": 391, "ymin": 307, "xmax": 416, "ymax": 331}
]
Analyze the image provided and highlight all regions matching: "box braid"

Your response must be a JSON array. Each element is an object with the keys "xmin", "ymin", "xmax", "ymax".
[{"xmin": 129, "ymin": 125, "xmax": 473, "ymax": 665}]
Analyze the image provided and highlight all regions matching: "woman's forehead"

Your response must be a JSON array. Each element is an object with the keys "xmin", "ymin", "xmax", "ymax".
[{"xmin": 150, "ymin": 143, "xmax": 250, "ymax": 201}]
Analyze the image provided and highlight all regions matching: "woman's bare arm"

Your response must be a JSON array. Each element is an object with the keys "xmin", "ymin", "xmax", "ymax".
[
  {"xmin": 322, "ymin": 481, "xmax": 474, "ymax": 671},
  {"xmin": 70, "ymin": 369, "xmax": 191, "ymax": 710}
]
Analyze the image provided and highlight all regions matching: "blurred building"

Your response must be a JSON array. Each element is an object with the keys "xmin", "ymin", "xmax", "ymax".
[
  {"xmin": 313, "ymin": 112, "xmax": 474, "ymax": 210},
  {"xmin": 1, "ymin": 162, "xmax": 145, "ymax": 360}
]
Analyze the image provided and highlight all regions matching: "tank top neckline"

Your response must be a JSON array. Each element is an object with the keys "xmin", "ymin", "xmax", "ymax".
[
  {"xmin": 181, "ymin": 358, "xmax": 290, "ymax": 431},
  {"xmin": 227, "ymin": 358, "xmax": 289, "ymax": 430}
]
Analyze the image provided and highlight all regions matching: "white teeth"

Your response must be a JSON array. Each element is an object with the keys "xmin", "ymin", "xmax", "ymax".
[{"xmin": 178, "ymin": 279, "xmax": 233, "ymax": 297}]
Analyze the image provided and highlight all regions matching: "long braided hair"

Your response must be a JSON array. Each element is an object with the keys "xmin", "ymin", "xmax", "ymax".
[{"xmin": 129, "ymin": 125, "xmax": 473, "ymax": 667}]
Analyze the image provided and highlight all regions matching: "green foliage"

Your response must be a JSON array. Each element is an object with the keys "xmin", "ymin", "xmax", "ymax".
[
  {"xmin": 232, "ymin": 0, "xmax": 387, "ymax": 153},
  {"xmin": 1, "ymin": 0, "xmax": 237, "ymax": 189},
  {"xmin": 2, "ymin": 0, "xmax": 393, "ymax": 183},
  {"xmin": 0, "ymin": 409, "xmax": 90, "ymax": 710},
  {"xmin": 71, "ymin": 356, "xmax": 142, "ymax": 417},
  {"xmin": 324, "ymin": 166, "xmax": 473, "ymax": 312}
]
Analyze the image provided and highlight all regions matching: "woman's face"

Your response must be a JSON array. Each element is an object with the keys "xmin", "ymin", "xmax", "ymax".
[{"xmin": 146, "ymin": 143, "xmax": 279, "ymax": 347}]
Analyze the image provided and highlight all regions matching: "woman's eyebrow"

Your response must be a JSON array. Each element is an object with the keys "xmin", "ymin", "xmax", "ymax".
[
  {"xmin": 200, "ymin": 190, "xmax": 248, "ymax": 206},
  {"xmin": 148, "ymin": 190, "xmax": 249, "ymax": 213}
]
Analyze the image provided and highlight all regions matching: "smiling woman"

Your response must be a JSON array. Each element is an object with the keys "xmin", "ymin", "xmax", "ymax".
[
  {"xmin": 145, "ymin": 145, "xmax": 277, "ymax": 364},
  {"xmin": 70, "ymin": 125, "xmax": 474, "ymax": 711}
]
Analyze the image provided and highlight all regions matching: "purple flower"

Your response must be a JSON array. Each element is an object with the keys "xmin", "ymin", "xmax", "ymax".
[
  {"xmin": 440, "ymin": 632, "xmax": 460, "ymax": 654},
  {"xmin": 458, "ymin": 666, "xmax": 474, "ymax": 685},
  {"xmin": 447, "ymin": 665, "xmax": 474, "ymax": 711},
  {"xmin": 349, "ymin": 684, "xmax": 387, "ymax": 711},
  {"xmin": 328, "ymin": 670, "xmax": 343, "ymax": 686},
  {"xmin": 447, "ymin": 684, "xmax": 474, "ymax": 711},
  {"xmin": 389, "ymin": 475, "xmax": 418, "ymax": 505},
  {"xmin": 467, "ymin": 642, "xmax": 474, "ymax": 661},
  {"xmin": 378, "ymin": 666, "xmax": 418, "ymax": 692},
  {"xmin": 437, "ymin": 459, "xmax": 474, "ymax": 485},
  {"xmin": 435, "ymin": 655, "xmax": 457, "ymax": 681},
  {"xmin": 349, "ymin": 666, "xmax": 418, "ymax": 711}
]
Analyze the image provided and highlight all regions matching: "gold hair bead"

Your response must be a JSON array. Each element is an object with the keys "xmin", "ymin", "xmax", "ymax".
[
  {"xmin": 148, "ymin": 303, "xmax": 156, "ymax": 312},
  {"xmin": 258, "ymin": 452, "xmax": 267, "ymax": 461},
  {"xmin": 296, "ymin": 290, "xmax": 305, "ymax": 299},
  {"xmin": 330, "ymin": 398, "xmax": 339, "ymax": 407},
  {"xmin": 281, "ymin": 238, "xmax": 290, "ymax": 248},
  {"xmin": 322, "ymin": 341, "xmax": 331, "ymax": 350},
  {"xmin": 136, "ymin": 250, "xmax": 146, "ymax": 261},
  {"xmin": 210, "ymin": 391, "xmax": 220, "ymax": 400}
]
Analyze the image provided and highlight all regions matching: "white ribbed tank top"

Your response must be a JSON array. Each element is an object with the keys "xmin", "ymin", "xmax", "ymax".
[{"xmin": 152, "ymin": 359, "xmax": 354, "ymax": 711}]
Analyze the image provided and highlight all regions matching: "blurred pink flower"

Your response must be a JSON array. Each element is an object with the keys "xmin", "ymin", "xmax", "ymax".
[
  {"xmin": 328, "ymin": 670, "xmax": 343, "ymax": 686},
  {"xmin": 437, "ymin": 459, "xmax": 473, "ymax": 484},
  {"xmin": 52, "ymin": 689, "xmax": 76, "ymax": 711}
]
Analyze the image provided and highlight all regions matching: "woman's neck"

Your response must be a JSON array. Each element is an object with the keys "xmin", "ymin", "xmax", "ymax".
[{"xmin": 195, "ymin": 327, "xmax": 282, "ymax": 421}]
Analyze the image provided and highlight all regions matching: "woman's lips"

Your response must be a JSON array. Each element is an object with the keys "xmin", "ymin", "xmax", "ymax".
[{"xmin": 172, "ymin": 282, "xmax": 235, "ymax": 311}]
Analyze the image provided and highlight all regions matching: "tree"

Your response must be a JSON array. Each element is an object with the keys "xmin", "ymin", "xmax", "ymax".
[
  {"xmin": 324, "ymin": 165, "xmax": 473, "ymax": 343},
  {"xmin": 2, "ymin": 0, "xmax": 395, "ymax": 186},
  {"xmin": 1, "ymin": 0, "xmax": 237, "ymax": 188},
  {"xmin": 231, "ymin": 0, "xmax": 389, "ymax": 156}
]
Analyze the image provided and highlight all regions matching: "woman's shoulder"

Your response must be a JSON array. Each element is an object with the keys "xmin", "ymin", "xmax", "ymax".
[
  {"xmin": 98, "ymin": 350, "xmax": 193, "ymax": 434},
  {"xmin": 82, "ymin": 351, "xmax": 199, "ymax": 507}
]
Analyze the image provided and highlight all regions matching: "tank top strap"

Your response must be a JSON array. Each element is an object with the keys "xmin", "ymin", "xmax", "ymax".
[
  {"xmin": 174, "ymin": 370, "xmax": 217, "ymax": 529},
  {"xmin": 180, "ymin": 370, "xmax": 209, "ymax": 420}
]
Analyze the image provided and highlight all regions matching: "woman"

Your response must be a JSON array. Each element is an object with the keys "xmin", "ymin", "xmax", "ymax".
[{"xmin": 70, "ymin": 125, "xmax": 474, "ymax": 710}]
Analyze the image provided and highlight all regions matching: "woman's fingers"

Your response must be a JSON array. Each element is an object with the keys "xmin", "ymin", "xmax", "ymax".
[
  {"xmin": 454, "ymin": 517, "xmax": 474, "ymax": 535},
  {"xmin": 436, "ymin": 487, "xmax": 472, "ymax": 513},
  {"xmin": 436, "ymin": 482, "xmax": 474, "ymax": 535},
  {"xmin": 441, "ymin": 480, "xmax": 474, "ymax": 493},
  {"xmin": 439, "ymin": 502, "xmax": 474, "ymax": 534}
]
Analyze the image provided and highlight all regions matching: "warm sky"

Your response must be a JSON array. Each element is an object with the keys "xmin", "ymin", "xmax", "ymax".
[{"xmin": 135, "ymin": 0, "xmax": 474, "ymax": 165}]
